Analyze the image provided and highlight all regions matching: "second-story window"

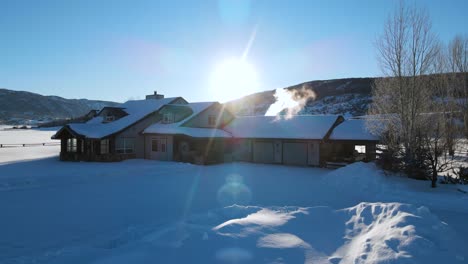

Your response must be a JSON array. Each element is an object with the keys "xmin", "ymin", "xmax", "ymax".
[
  {"xmin": 105, "ymin": 115, "xmax": 115, "ymax": 122},
  {"xmin": 163, "ymin": 113, "xmax": 173, "ymax": 124},
  {"xmin": 208, "ymin": 115, "xmax": 216, "ymax": 126}
]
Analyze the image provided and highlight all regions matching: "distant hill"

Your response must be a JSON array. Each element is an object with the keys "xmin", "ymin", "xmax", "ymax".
[
  {"xmin": 225, "ymin": 77, "xmax": 375, "ymax": 117},
  {"xmin": 0, "ymin": 78, "xmax": 376, "ymax": 125},
  {"xmin": 0, "ymin": 88, "xmax": 119, "ymax": 125}
]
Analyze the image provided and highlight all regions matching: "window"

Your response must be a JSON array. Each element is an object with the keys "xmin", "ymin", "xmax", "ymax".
[
  {"xmin": 355, "ymin": 145, "xmax": 366, "ymax": 154},
  {"xmin": 152, "ymin": 139, "xmax": 159, "ymax": 152},
  {"xmin": 162, "ymin": 113, "xmax": 173, "ymax": 124},
  {"xmin": 116, "ymin": 138, "xmax": 135, "ymax": 154},
  {"xmin": 152, "ymin": 137, "xmax": 167, "ymax": 152},
  {"xmin": 100, "ymin": 139, "xmax": 110, "ymax": 154},
  {"xmin": 81, "ymin": 140, "xmax": 85, "ymax": 153},
  {"xmin": 66, "ymin": 138, "xmax": 77, "ymax": 152},
  {"xmin": 104, "ymin": 115, "xmax": 115, "ymax": 122},
  {"xmin": 208, "ymin": 115, "xmax": 216, "ymax": 126}
]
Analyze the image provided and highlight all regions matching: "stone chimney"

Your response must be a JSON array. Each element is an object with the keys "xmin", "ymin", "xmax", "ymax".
[{"xmin": 146, "ymin": 91, "xmax": 164, "ymax": 100}]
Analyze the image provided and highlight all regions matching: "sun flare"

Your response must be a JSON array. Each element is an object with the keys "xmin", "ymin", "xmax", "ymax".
[{"xmin": 210, "ymin": 58, "xmax": 259, "ymax": 102}]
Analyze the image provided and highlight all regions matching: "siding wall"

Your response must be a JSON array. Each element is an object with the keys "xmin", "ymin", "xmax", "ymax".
[{"xmin": 115, "ymin": 112, "xmax": 162, "ymax": 158}]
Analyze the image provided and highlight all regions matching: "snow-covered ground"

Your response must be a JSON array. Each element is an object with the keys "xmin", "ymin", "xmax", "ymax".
[
  {"xmin": 0, "ymin": 127, "xmax": 59, "ymax": 165},
  {"xmin": 0, "ymin": 129, "xmax": 467, "ymax": 264}
]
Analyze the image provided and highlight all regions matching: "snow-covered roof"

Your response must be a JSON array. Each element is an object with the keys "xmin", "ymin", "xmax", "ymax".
[
  {"xmin": 143, "ymin": 102, "xmax": 232, "ymax": 138},
  {"xmin": 329, "ymin": 119, "xmax": 379, "ymax": 141},
  {"xmin": 57, "ymin": 98, "xmax": 179, "ymax": 139},
  {"xmin": 168, "ymin": 102, "xmax": 215, "ymax": 115},
  {"xmin": 146, "ymin": 126, "xmax": 232, "ymax": 138},
  {"xmin": 224, "ymin": 115, "xmax": 341, "ymax": 139}
]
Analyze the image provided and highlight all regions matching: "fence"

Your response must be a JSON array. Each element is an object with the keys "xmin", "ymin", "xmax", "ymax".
[{"xmin": 0, "ymin": 142, "xmax": 61, "ymax": 148}]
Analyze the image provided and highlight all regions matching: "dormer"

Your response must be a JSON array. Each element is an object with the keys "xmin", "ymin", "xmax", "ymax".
[
  {"xmin": 181, "ymin": 103, "xmax": 235, "ymax": 128},
  {"xmin": 158, "ymin": 104, "xmax": 193, "ymax": 124},
  {"xmin": 97, "ymin": 107, "xmax": 128, "ymax": 123}
]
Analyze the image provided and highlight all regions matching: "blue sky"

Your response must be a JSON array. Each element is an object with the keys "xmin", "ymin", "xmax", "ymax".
[{"xmin": 1, "ymin": 0, "xmax": 467, "ymax": 103}]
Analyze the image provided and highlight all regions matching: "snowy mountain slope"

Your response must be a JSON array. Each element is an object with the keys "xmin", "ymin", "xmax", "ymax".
[
  {"xmin": 0, "ymin": 88, "xmax": 119, "ymax": 124},
  {"xmin": 225, "ymin": 78, "xmax": 374, "ymax": 116},
  {"xmin": 1, "ymin": 128, "xmax": 467, "ymax": 263}
]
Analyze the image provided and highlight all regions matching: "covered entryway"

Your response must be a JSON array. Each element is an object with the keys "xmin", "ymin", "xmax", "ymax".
[
  {"xmin": 253, "ymin": 141, "xmax": 274, "ymax": 163},
  {"xmin": 283, "ymin": 141, "xmax": 308, "ymax": 166},
  {"xmin": 150, "ymin": 136, "xmax": 170, "ymax": 161}
]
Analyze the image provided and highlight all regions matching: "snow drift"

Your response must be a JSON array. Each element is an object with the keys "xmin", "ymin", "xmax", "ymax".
[{"xmin": 89, "ymin": 203, "xmax": 465, "ymax": 264}]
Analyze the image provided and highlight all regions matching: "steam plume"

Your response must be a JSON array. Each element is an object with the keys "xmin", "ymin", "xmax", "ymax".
[{"xmin": 265, "ymin": 85, "xmax": 316, "ymax": 119}]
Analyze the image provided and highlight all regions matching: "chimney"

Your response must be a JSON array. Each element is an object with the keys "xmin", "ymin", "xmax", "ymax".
[{"xmin": 146, "ymin": 91, "xmax": 164, "ymax": 100}]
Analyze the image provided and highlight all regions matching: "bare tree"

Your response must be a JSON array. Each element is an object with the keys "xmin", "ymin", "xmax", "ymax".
[
  {"xmin": 449, "ymin": 35, "xmax": 468, "ymax": 74},
  {"xmin": 370, "ymin": 2, "xmax": 439, "ymax": 177},
  {"xmin": 419, "ymin": 114, "xmax": 454, "ymax": 187},
  {"xmin": 419, "ymin": 47, "xmax": 459, "ymax": 187},
  {"xmin": 448, "ymin": 35, "xmax": 468, "ymax": 137}
]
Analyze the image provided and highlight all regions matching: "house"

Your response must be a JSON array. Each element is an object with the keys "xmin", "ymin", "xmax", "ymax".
[
  {"xmin": 52, "ymin": 93, "xmax": 188, "ymax": 161},
  {"xmin": 52, "ymin": 93, "xmax": 379, "ymax": 166}
]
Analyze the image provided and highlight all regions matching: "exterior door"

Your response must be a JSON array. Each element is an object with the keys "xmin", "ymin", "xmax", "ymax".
[
  {"xmin": 253, "ymin": 141, "xmax": 274, "ymax": 163},
  {"xmin": 308, "ymin": 142, "xmax": 320, "ymax": 166},
  {"xmin": 283, "ymin": 142, "xmax": 308, "ymax": 166},
  {"xmin": 150, "ymin": 136, "xmax": 168, "ymax": 160}
]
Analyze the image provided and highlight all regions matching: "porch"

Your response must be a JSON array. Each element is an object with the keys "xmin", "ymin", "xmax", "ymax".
[
  {"xmin": 58, "ymin": 136, "xmax": 135, "ymax": 162},
  {"xmin": 321, "ymin": 140, "xmax": 377, "ymax": 168}
]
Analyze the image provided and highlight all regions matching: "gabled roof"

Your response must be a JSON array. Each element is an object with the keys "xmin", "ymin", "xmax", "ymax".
[
  {"xmin": 96, "ymin": 106, "xmax": 125, "ymax": 116},
  {"xmin": 329, "ymin": 119, "xmax": 379, "ymax": 141},
  {"xmin": 143, "ymin": 102, "xmax": 232, "ymax": 138},
  {"xmin": 224, "ymin": 115, "xmax": 342, "ymax": 140},
  {"xmin": 52, "ymin": 97, "xmax": 182, "ymax": 139}
]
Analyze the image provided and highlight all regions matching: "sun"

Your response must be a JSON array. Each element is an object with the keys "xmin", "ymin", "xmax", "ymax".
[{"xmin": 210, "ymin": 58, "xmax": 259, "ymax": 102}]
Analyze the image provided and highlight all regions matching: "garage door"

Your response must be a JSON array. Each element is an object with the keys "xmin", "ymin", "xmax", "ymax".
[
  {"xmin": 253, "ymin": 141, "xmax": 274, "ymax": 163},
  {"xmin": 283, "ymin": 142, "xmax": 308, "ymax": 166}
]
